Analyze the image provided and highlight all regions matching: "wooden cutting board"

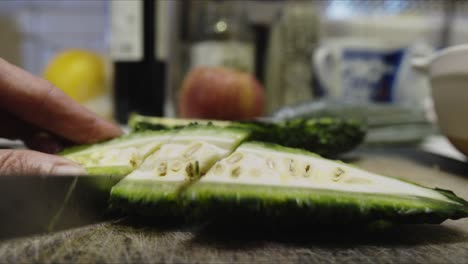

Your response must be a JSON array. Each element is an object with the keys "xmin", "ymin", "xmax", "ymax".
[{"xmin": 1, "ymin": 147, "xmax": 467, "ymax": 263}]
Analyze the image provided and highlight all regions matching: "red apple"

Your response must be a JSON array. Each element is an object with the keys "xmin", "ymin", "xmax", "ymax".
[{"xmin": 178, "ymin": 67, "xmax": 265, "ymax": 120}]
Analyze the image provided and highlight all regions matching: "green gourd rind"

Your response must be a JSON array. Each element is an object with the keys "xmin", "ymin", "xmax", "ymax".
[
  {"xmin": 184, "ymin": 182, "xmax": 468, "ymax": 226},
  {"xmin": 128, "ymin": 113, "xmax": 232, "ymax": 130}
]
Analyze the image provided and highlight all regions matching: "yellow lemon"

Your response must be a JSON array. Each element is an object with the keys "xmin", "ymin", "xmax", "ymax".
[{"xmin": 43, "ymin": 49, "xmax": 106, "ymax": 103}]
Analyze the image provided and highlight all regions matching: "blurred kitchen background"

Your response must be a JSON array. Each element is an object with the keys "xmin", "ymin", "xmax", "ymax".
[{"xmin": 0, "ymin": 0, "xmax": 467, "ymax": 158}]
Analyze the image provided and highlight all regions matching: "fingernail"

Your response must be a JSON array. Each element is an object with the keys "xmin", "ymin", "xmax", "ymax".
[{"xmin": 52, "ymin": 165, "xmax": 87, "ymax": 175}]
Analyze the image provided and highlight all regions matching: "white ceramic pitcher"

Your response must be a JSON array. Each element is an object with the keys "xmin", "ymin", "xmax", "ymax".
[{"xmin": 413, "ymin": 44, "xmax": 468, "ymax": 157}]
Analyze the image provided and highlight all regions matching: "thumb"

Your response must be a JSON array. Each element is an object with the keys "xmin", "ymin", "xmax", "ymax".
[{"xmin": 0, "ymin": 149, "xmax": 86, "ymax": 176}]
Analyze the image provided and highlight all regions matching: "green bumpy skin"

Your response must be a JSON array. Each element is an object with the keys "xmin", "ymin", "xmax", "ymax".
[
  {"xmin": 110, "ymin": 127, "xmax": 251, "ymax": 218},
  {"xmin": 112, "ymin": 141, "xmax": 468, "ymax": 226},
  {"xmin": 128, "ymin": 114, "xmax": 232, "ymax": 130},
  {"xmin": 128, "ymin": 114, "xmax": 366, "ymax": 157}
]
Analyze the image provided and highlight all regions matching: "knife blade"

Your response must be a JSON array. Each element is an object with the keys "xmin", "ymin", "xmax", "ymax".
[{"xmin": 0, "ymin": 175, "xmax": 116, "ymax": 239}]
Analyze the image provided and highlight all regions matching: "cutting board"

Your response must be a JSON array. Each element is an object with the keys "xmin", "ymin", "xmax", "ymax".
[{"xmin": 1, "ymin": 147, "xmax": 467, "ymax": 263}]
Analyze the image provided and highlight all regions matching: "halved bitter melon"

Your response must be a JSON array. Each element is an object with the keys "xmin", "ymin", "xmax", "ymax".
[
  {"xmin": 128, "ymin": 114, "xmax": 232, "ymax": 131},
  {"xmin": 61, "ymin": 131, "xmax": 177, "ymax": 191},
  {"xmin": 128, "ymin": 114, "xmax": 366, "ymax": 157},
  {"xmin": 109, "ymin": 127, "xmax": 250, "ymax": 218},
  {"xmin": 183, "ymin": 142, "xmax": 468, "ymax": 226},
  {"xmin": 61, "ymin": 131, "xmax": 175, "ymax": 176}
]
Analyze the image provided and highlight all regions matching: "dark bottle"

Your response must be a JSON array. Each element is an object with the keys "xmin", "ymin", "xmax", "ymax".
[{"xmin": 110, "ymin": 0, "xmax": 167, "ymax": 123}]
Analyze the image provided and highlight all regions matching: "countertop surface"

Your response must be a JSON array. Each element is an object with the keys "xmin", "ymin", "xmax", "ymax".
[{"xmin": 0, "ymin": 147, "xmax": 468, "ymax": 263}]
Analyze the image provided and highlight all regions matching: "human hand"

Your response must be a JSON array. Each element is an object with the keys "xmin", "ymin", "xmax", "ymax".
[{"xmin": 0, "ymin": 58, "xmax": 123, "ymax": 175}]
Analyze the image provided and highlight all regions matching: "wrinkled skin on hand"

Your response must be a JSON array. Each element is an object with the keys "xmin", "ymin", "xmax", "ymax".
[{"xmin": 0, "ymin": 58, "xmax": 123, "ymax": 176}]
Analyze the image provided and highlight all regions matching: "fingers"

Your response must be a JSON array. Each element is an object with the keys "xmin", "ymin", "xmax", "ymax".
[
  {"xmin": 0, "ymin": 149, "xmax": 86, "ymax": 176},
  {"xmin": 0, "ymin": 110, "xmax": 38, "ymax": 140},
  {"xmin": 23, "ymin": 132, "xmax": 69, "ymax": 154},
  {"xmin": 0, "ymin": 58, "xmax": 123, "ymax": 144},
  {"xmin": 0, "ymin": 111, "xmax": 67, "ymax": 153}
]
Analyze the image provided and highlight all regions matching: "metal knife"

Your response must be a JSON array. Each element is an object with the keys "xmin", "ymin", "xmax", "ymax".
[{"xmin": 0, "ymin": 175, "xmax": 116, "ymax": 239}]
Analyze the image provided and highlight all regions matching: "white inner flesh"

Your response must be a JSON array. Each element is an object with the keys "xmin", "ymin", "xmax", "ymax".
[
  {"xmin": 124, "ymin": 136, "xmax": 241, "ymax": 182},
  {"xmin": 172, "ymin": 134, "xmax": 246, "ymax": 150},
  {"xmin": 66, "ymin": 137, "xmax": 169, "ymax": 168},
  {"xmin": 201, "ymin": 145, "xmax": 454, "ymax": 203}
]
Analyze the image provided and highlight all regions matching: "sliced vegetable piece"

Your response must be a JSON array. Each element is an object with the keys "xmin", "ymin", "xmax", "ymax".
[
  {"xmin": 110, "ymin": 127, "xmax": 250, "ymax": 217},
  {"xmin": 61, "ymin": 131, "xmax": 173, "ymax": 176},
  {"xmin": 184, "ymin": 142, "xmax": 468, "ymax": 225},
  {"xmin": 128, "ymin": 114, "xmax": 366, "ymax": 157},
  {"xmin": 128, "ymin": 114, "xmax": 231, "ymax": 131}
]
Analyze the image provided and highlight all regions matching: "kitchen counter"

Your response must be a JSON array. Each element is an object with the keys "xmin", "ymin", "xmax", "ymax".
[{"xmin": 0, "ymin": 147, "xmax": 467, "ymax": 263}]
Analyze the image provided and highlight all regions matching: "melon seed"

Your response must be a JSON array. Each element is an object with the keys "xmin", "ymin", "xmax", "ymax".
[
  {"xmin": 171, "ymin": 160, "xmax": 183, "ymax": 172},
  {"xmin": 303, "ymin": 164, "xmax": 312, "ymax": 177},
  {"xmin": 157, "ymin": 162, "xmax": 167, "ymax": 176},
  {"xmin": 183, "ymin": 143, "xmax": 202, "ymax": 158},
  {"xmin": 286, "ymin": 159, "xmax": 298, "ymax": 176},
  {"xmin": 213, "ymin": 163, "xmax": 225, "ymax": 174},
  {"xmin": 185, "ymin": 163, "xmax": 194, "ymax": 178},
  {"xmin": 185, "ymin": 161, "xmax": 200, "ymax": 179},
  {"xmin": 332, "ymin": 167, "xmax": 345, "ymax": 182},
  {"xmin": 227, "ymin": 153, "xmax": 243, "ymax": 164},
  {"xmin": 266, "ymin": 159, "xmax": 275, "ymax": 169},
  {"xmin": 231, "ymin": 167, "xmax": 241, "ymax": 178},
  {"xmin": 129, "ymin": 157, "xmax": 138, "ymax": 167}
]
